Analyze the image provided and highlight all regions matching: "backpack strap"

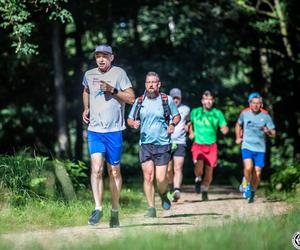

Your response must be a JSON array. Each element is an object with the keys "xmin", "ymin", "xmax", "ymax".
[
  {"xmin": 133, "ymin": 95, "xmax": 144, "ymax": 120},
  {"xmin": 160, "ymin": 93, "xmax": 171, "ymax": 124}
]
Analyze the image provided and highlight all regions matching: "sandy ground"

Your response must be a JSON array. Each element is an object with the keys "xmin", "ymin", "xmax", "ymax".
[{"xmin": 0, "ymin": 185, "xmax": 292, "ymax": 249}]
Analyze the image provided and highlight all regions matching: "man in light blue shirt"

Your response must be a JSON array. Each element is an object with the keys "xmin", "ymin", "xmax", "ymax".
[
  {"xmin": 235, "ymin": 92, "xmax": 276, "ymax": 203},
  {"xmin": 128, "ymin": 72, "xmax": 180, "ymax": 218}
]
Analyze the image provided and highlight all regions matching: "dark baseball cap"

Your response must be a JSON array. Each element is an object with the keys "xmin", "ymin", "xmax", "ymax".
[{"xmin": 95, "ymin": 44, "xmax": 113, "ymax": 54}]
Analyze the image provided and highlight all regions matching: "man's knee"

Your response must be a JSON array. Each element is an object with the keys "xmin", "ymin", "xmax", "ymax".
[
  {"xmin": 174, "ymin": 165, "xmax": 183, "ymax": 173},
  {"xmin": 156, "ymin": 175, "xmax": 166, "ymax": 184},
  {"xmin": 91, "ymin": 166, "xmax": 103, "ymax": 178},
  {"xmin": 144, "ymin": 172, "xmax": 154, "ymax": 184},
  {"xmin": 108, "ymin": 168, "xmax": 121, "ymax": 178},
  {"xmin": 167, "ymin": 168, "xmax": 173, "ymax": 176}
]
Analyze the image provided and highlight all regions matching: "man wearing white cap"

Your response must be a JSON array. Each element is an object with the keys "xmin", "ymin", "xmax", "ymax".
[
  {"xmin": 167, "ymin": 88, "xmax": 190, "ymax": 202},
  {"xmin": 82, "ymin": 44, "xmax": 135, "ymax": 227}
]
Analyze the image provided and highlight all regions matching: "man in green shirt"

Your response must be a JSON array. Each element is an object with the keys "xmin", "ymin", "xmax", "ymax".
[{"xmin": 189, "ymin": 90, "xmax": 228, "ymax": 200}]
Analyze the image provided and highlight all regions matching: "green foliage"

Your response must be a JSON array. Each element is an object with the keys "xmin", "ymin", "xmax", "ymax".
[
  {"xmin": 270, "ymin": 161, "xmax": 300, "ymax": 192},
  {"xmin": 0, "ymin": 154, "xmax": 89, "ymax": 204},
  {"xmin": 0, "ymin": 153, "xmax": 48, "ymax": 205},
  {"xmin": 0, "ymin": 0, "xmax": 73, "ymax": 55},
  {"xmin": 64, "ymin": 160, "xmax": 88, "ymax": 190},
  {"xmin": 0, "ymin": 186, "xmax": 145, "ymax": 233},
  {"xmin": 251, "ymin": 19, "xmax": 279, "ymax": 34}
]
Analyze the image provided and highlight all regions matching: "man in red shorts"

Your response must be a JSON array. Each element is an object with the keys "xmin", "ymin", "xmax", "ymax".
[{"xmin": 189, "ymin": 90, "xmax": 228, "ymax": 200}]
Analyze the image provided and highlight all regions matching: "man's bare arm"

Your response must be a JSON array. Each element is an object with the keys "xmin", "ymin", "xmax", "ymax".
[
  {"xmin": 82, "ymin": 87, "xmax": 90, "ymax": 124},
  {"xmin": 115, "ymin": 87, "xmax": 135, "ymax": 104}
]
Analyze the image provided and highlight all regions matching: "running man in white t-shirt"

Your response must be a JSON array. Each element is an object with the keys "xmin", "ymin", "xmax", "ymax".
[
  {"xmin": 167, "ymin": 88, "xmax": 190, "ymax": 202},
  {"xmin": 82, "ymin": 44, "xmax": 135, "ymax": 227}
]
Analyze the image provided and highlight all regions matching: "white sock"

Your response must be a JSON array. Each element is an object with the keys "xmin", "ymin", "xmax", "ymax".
[
  {"xmin": 95, "ymin": 206, "xmax": 102, "ymax": 211},
  {"xmin": 195, "ymin": 176, "xmax": 202, "ymax": 182}
]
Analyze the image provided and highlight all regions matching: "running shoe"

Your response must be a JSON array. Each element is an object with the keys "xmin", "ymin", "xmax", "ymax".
[
  {"xmin": 88, "ymin": 209, "xmax": 102, "ymax": 225},
  {"xmin": 243, "ymin": 184, "xmax": 252, "ymax": 199},
  {"xmin": 160, "ymin": 192, "xmax": 171, "ymax": 210},
  {"xmin": 202, "ymin": 191, "xmax": 208, "ymax": 201},
  {"xmin": 172, "ymin": 190, "xmax": 181, "ymax": 202},
  {"xmin": 144, "ymin": 207, "xmax": 157, "ymax": 218},
  {"xmin": 195, "ymin": 179, "xmax": 201, "ymax": 194},
  {"xmin": 239, "ymin": 177, "xmax": 248, "ymax": 192},
  {"xmin": 109, "ymin": 210, "xmax": 120, "ymax": 228},
  {"xmin": 248, "ymin": 191, "xmax": 255, "ymax": 203},
  {"xmin": 167, "ymin": 190, "xmax": 174, "ymax": 201}
]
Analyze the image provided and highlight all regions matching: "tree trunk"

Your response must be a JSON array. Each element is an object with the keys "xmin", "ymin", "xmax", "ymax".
[
  {"xmin": 53, "ymin": 160, "xmax": 76, "ymax": 201},
  {"xmin": 52, "ymin": 21, "xmax": 69, "ymax": 159},
  {"xmin": 106, "ymin": 0, "xmax": 113, "ymax": 45},
  {"xmin": 258, "ymin": 43, "xmax": 273, "ymax": 179},
  {"xmin": 74, "ymin": 19, "xmax": 84, "ymax": 161},
  {"xmin": 274, "ymin": 0, "xmax": 294, "ymax": 61}
]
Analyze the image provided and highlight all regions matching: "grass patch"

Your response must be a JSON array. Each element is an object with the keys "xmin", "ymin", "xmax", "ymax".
[{"xmin": 0, "ymin": 186, "xmax": 145, "ymax": 233}]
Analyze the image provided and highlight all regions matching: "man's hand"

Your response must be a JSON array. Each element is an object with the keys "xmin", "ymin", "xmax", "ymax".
[
  {"xmin": 189, "ymin": 131, "xmax": 194, "ymax": 140},
  {"xmin": 167, "ymin": 124, "xmax": 175, "ymax": 134},
  {"xmin": 262, "ymin": 126, "xmax": 276, "ymax": 137},
  {"xmin": 100, "ymin": 80, "xmax": 115, "ymax": 94},
  {"xmin": 83, "ymin": 108, "xmax": 90, "ymax": 124},
  {"xmin": 235, "ymin": 138, "xmax": 242, "ymax": 144},
  {"xmin": 132, "ymin": 120, "xmax": 140, "ymax": 129}
]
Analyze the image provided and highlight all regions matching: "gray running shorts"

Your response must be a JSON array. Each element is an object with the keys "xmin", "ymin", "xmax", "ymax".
[
  {"xmin": 171, "ymin": 144, "xmax": 186, "ymax": 157},
  {"xmin": 139, "ymin": 144, "xmax": 171, "ymax": 166}
]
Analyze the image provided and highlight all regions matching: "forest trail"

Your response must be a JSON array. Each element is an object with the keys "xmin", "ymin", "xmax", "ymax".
[{"xmin": 1, "ymin": 185, "xmax": 291, "ymax": 249}]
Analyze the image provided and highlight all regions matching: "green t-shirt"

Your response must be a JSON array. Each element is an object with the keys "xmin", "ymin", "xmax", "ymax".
[{"xmin": 190, "ymin": 107, "xmax": 227, "ymax": 144}]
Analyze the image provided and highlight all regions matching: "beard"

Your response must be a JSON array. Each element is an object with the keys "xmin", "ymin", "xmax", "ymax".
[{"xmin": 146, "ymin": 90, "xmax": 159, "ymax": 99}]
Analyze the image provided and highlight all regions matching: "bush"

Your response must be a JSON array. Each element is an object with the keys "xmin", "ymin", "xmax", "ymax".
[
  {"xmin": 270, "ymin": 160, "xmax": 300, "ymax": 192},
  {"xmin": 0, "ymin": 154, "xmax": 48, "ymax": 205},
  {"xmin": 0, "ymin": 154, "xmax": 88, "ymax": 205}
]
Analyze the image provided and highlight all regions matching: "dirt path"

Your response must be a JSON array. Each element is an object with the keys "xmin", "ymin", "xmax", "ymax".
[{"xmin": 1, "ymin": 185, "xmax": 291, "ymax": 249}]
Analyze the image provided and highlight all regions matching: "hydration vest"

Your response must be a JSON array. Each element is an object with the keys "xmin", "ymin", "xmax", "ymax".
[{"xmin": 133, "ymin": 93, "xmax": 171, "ymax": 124}]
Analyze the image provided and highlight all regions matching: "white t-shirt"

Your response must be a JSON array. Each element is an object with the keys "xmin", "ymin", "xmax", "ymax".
[
  {"xmin": 82, "ymin": 66, "xmax": 132, "ymax": 132},
  {"xmin": 171, "ymin": 104, "xmax": 190, "ymax": 144}
]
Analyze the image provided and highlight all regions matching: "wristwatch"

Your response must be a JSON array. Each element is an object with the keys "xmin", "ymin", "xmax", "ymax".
[{"xmin": 112, "ymin": 88, "xmax": 118, "ymax": 95}]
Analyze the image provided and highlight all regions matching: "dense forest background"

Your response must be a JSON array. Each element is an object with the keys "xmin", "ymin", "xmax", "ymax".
[{"xmin": 1, "ymin": 0, "xmax": 299, "ymax": 186}]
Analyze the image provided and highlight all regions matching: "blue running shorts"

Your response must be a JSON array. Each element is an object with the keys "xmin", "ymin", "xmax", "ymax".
[
  {"xmin": 88, "ymin": 130, "xmax": 123, "ymax": 166},
  {"xmin": 241, "ymin": 148, "xmax": 265, "ymax": 168}
]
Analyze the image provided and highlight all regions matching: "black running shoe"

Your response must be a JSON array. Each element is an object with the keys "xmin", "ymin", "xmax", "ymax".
[
  {"xmin": 195, "ymin": 180, "xmax": 201, "ymax": 194},
  {"xmin": 144, "ymin": 207, "xmax": 157, "ymax": 218},
  {"xmin": 202, "ymin": 191, "xmax": 208, "ymax": 201},
  {"xmin": 248, "ymin": 191, "xmax": 255, "ymax": 203},
  {"xmin": 109, "ymin": 210, "xmax": 120, "ymax": 228}
]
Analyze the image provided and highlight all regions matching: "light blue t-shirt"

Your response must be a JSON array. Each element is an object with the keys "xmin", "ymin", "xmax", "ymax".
[
  {"xmin": 128, "ymin": 94, "xmax": 179, "ymax": 145},
  {"xmin": 82, "ymin": 66, "xmax": 132, "ymax": 132},
  {"xmin": 238, "ymin": 108, "xmax": 275, "ymax": 152}
]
